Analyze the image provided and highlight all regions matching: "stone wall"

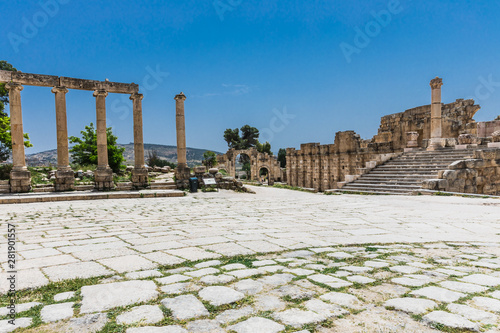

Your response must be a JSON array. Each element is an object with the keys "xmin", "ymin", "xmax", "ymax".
[
  {"xmin": 286, "ymin": 99, "xmax": 481, "ymax": 192},
  {"xmin": 373, "ymin": 99, "xmax": 480, "ymax": 151},
  {"xmin": 422, "ymin": 149, "xmax": 500, "ymax": 195},
  {"xmin": 286, "ymin": 131, "xmax": 380, "ymax": 191},
  {"xmin": 477, "ymin": 119, "xmax": 500, "ymax": 138}
]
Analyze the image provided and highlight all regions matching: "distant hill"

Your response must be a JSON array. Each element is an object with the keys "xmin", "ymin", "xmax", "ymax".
[{"xmin": 24, "ymin": 143, "xmax": 223, "ymax": 167}]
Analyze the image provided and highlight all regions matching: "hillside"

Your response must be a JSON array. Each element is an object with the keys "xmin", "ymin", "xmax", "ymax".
[{"xmin": 24, "ymin": 143, "xmax": 223, "ymax": 167}]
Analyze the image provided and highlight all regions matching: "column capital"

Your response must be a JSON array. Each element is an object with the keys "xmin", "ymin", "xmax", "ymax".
[
  {"xmin": 430, "ymin": 77, "xmax": 443, "ymax": 89},
  {"xmin": 52, "ymin": 86, "xmax": 68, "ymax": 94},
  {"xmin": 5, "ymin": 82, "xmax": 23, "ymax": 92},
  {"xmin": 129, "ymin": 92, "xmax": 144, "ymax": 101},
  {"xmin": 174, "ymin": 92, "xmax": 186, "ymax": 101},
  {"xmin": 93, "ymin": 89, "xmax": 108, "ymax": 97}
]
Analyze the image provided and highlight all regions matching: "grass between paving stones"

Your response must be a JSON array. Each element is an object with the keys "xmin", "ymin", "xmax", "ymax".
[{"xmin": 4, "ymin": 242, "xmax": 498, "ymax": 332}]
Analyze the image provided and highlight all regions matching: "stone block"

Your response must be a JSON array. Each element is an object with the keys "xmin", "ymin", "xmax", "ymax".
[
  {"xmin": 55, "ymin": 169, "xmax": 75, "ymax": 191},
  {"xmin": 131, "ymin": 168, "xmax": 148, "ymax": 188},
  {"xmin": 9, "ymin": 169, "xmax": 31, "ymax": 193},
  {"xmin": 448, "ymin": 160, "xmax": 466, "ymax": 170},
  {"xmin": 488, "ymin": 142, "xmax": 500, "ymax": 148},
  {"xmin": 94, "ymin": 168, "xmax": 113, "ymax": 190}
]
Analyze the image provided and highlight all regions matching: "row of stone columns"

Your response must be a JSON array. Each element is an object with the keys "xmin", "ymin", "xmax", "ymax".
[{"xmin": 5, "ymin": 84, "xmax": 148, "ymax": 193}]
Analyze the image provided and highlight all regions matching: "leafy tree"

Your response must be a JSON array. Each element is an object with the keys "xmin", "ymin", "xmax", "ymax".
[
  {"xmin": 202, "ymin": 151, "xmax": 217, "ymax": 168},
  {"xmin": 277, "ymin": 148, "xmax": 286, "ymax": 168},
  {"xmin": 256, "ymin": 140, "xmax": 272, "ymax": 155},
  {"xmin": 223, "ymin": 125, "xmax": 259, "ymax": 150},
  {"xmin": 0, "ymin": 61, "xmax": 32, "ymax": 162},
  {"xmin": 147, "ymin": 149, "xmax": 176, "ymax": 169},
  {"xmin": 69, "ymin": 123, "xmax": 125, "ymax": 173}
]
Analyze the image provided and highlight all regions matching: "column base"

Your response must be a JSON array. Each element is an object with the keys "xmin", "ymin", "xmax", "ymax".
[
  {"xmin": 131, "ymin": 168, "xmax": 148, "ymax": 188},
  {"xmin": 427, "ymin": 138, "xmax": 447, "ymax": 151},
  {"xmin": 55, "ymin": 169, "xmax": 75, "ymax": 192},
  {"xmin": 175, "ymin": 165, "xmax": 191, "ymax": 189},
  {"xmin": 10, "ymin": 169, "xmax": 31, "ymax": 193},
  {"xmin": 95, "ymin": 168, "xmax": 114, "ymax": 191}
]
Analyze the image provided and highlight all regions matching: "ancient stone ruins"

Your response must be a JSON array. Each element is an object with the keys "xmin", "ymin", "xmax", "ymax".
[
  {"xmin": 286, "ymin": 77, "xmax": 500, "ymax": 195},
  {"xmin": 1, "ymin": 71, "xmax": 499, "ymax": 196},
  {"xmin": 0, "ymin": 70, "xmax": 148, "ymax": 193}
]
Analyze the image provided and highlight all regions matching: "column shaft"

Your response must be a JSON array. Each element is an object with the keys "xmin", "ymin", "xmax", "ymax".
[
  {"xmin": 130, "ymin": 93, "xmax": 148, "ymax": 188},
  {"xmin": 6, "ymin": 83, "xmax": 27, "ymax": 171},
  {"xmin": 131, "ymin": 93, "xmax": 145, "ymax": 168},
  {"xmin": 175, "ymin": 93, "xmax": 187, "ymax": 167},
  {"xmin": 428, "ymin": 77, "xmax": 444, "ymax": 150},
  {"xmin": 52, "ymin": 87, "xmax": 70, "ymax": 170},
  {"xmin": 93, "ymin": 89, "xmax": 109, "ymax": 168}
]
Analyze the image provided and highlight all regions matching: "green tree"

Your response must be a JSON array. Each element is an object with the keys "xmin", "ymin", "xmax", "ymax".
[
  {"xmin": 256, "ymin": 140, "xmax": 272, "ymax": 155},
  {"xmin": 223, "ymin": 125, "xmax": 260, "ymax": 150},
  {"xmin": 0, "ymin": 61, "xmax": 32, "ymax": 162},
  {"xmin": 277, "ymin": 148, "xmax": 286, "ymax": 168},
  {"xmin": 69, "ymin": 123, "xmax": 125, "ymax": 173},
  {"xmin": 202, "ymin": 150, "xmax": 217, "ymax": 169}
]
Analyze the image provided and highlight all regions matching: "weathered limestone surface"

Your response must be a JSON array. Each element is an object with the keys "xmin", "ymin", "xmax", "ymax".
[{"xmin": 423, "ymin": 149, "xmax": 500, "ymax": 195}]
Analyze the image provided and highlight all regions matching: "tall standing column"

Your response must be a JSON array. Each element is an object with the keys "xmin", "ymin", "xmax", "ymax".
[
  {"xmin": 428, "ymin": 77, "xmax": 444, "ymax": 150},
  {"xmin": 6, "ymin": 83, "xmax": 31, "ymax": 193},
  {"xmin": 52, "ymin": 86, "xmax": 74, "ymax": 191},
  {"xmin": 174, "ymin": 92, "xmax": 190, "ymax": 188},
  {"xmin": 130, "ymin": 92, "xmax": 148, "ymax": 188},
  {"xmin": 93, "ymin": 89, "xmax": 113, "ymax": 190}
]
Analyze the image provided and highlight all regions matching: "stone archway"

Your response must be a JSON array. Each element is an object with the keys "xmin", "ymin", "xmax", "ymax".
[{"xmin": 216, "ymin": 148, "xmax": 282, "ymax": 184}]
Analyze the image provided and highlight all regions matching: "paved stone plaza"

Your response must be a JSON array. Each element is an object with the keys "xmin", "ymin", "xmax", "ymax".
[{"xmin": 1, "ymin": 186, "xmax": 500, "ymax": 332}]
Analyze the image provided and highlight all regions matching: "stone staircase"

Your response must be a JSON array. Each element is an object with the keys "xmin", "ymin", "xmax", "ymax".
[
  {"xmin": 149, "ymin": 181, "xmax": 177, "ymax": 190},
  {"xmin": 339, "ymin": 149, "xmax": 475, "ymax": 195}
]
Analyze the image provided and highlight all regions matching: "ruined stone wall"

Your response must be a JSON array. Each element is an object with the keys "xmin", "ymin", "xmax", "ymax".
[
  {"xmin": 286, "ymin": 131, "xmax": 377, "ymax": 191},
  {"xmin": 286, "ymin": 99, "xmax": 481, "ymax": 192},
  {"xmin": 373, "ymin": 99, "xmax": 479, "ymax": 150},
  {"xmin": 422, "ymin": 149, "xmax": 500, "ymax": 195}
]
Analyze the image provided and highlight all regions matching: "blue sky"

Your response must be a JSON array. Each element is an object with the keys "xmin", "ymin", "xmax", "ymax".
[{"xmin": 1, "ymin": 0, "xmax": 500, "ymax": 154}]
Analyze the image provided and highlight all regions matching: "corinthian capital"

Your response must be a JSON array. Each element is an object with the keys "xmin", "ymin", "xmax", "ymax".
[{"xmin": 430, "ymin": 77, "xmax": 443, "ymax": 89}]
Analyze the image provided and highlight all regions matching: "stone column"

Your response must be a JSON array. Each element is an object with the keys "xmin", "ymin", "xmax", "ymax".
[
  {"xmin": 6, "ymin": 83, "xmax": 31, "ymax": 193},
  {"xmin": 52, "ymin": 86, "xmax": 74, "ymax": 191},
  {"xmin": 428, "ymin": 77, "xmax": 444, "ymax": 150},
  {"xmin": 174, "ymin": 92, "xmax": 190, "ymax": 188},
  {"xmin": 130, "ymin": 92, "xmax": 148, "ymax": 188},
  {"xmin": 93, "ymin": 89, "xmax": 113, "ymax": 190}
]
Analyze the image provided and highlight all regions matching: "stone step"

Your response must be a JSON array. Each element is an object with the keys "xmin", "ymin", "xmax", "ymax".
[
  {"xmin": 376, "ymin": 166, "xmax": 448, "ymax": 170},
  {"xmin": 354, "ymin": 180, "xmax": 422, "ymax": 186},
  {"xmin": 150, "ymin": 185, "xmax": 177, "ymax": 190},
  {"xmin": 0, "ymin": 180, "xmax": 9, "ymax": 185},
  {"xmin": 75, "ymin": 185, "xmax": 94, "ymax": 191},
  {"xmin": 0, "ymin": 184, "xmax": 10, "ymax": 190},
  {"xmin": 33, "ymin": 187, "xmax": 55, "ymax": 193},
  {"xmin": 340, "ymin": 185, "xmax": 412, "ymax": 194},
  {"xmin": 34, "ymin": 184, "xmax": 54, "ymax": 188},
  {"xmin": 337, "ymin": 189, "xmax": 406, "ymax": 195},
  {"xmin": 343, "ymin": 183, "xmax": 421, "ymax": 190},
  {"xmin": 116, "ymin": 182, "xmax": 133, "ymax": 190},
  {"xmin": 0, "ymin": 189, "xmax": 9, "ymax": 194}
]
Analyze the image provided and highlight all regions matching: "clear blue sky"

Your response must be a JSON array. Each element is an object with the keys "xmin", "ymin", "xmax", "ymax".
[{"xmin": 2, "ymin": 0, "xmax": 500, "ymax": 154}]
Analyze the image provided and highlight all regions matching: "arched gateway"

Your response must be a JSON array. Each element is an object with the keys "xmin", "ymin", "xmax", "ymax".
[{"xmin": 217, "ymin": 147, "xmax": 283, "ymax": 185}]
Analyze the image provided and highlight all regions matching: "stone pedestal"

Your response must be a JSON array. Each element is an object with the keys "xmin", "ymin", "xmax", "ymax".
[
  {"xmin": 94, "ymin": 168, "xmax": 114, "ymax": 190},
  {"xmin": 10, "ymin": 169, "xmax": 31, "ymax": 193},
  {"xmin": 55, "ymin": 169, "xmax": 75, "ymax": 191},
  {"xmin": 175, "ymin": 165, "xmax": 191, "ymax": 189},
  {"xmin": 406, "ymin": 131, "xmax": 419, "ymax": 148},
  {"xmin": 131, "ymin": 168, "xmax": 148, "ymax": 189}
]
